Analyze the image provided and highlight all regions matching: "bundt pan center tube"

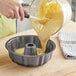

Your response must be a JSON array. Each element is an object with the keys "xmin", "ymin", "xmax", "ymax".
[{"xmin": 5, "ymin": 35, "xmax": 56, "ymax": 67}]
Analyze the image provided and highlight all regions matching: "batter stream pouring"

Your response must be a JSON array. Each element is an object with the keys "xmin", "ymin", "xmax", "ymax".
[{"xmin": 29, "ymin": 0, "xmax": 72, "ymax": 55}]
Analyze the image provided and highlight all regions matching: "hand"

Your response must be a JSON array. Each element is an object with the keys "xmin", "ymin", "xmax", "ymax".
[{"xmin": 0, "ymin": 0, "xmax": 27, "ymax": 20}]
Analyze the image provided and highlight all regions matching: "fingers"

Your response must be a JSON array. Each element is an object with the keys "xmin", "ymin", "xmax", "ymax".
[
  {"xmin": 14, "ymin": 4, "xmax": 28, "ymax": 20},
  {"xmin": 9, "ymin": 10, "xmax": 15, "ymax": 19},
  {"xmin": 12, "ymin": 4, "xmax": 26, "ymax": 20},
  {"xmin": 19, "ymin": 5, "xmax": 24, "ymax": 21},
  {"xmin": 0, "ymin": 0, "xmax": 27, "ymax": 20},
  {"xmin": 13, "ymin": 6, "xmax": 20, "ymax": 19},
  {"xmin": 6, "ymin": 3, "xmax": 27, "ymax": 20},
  {"xmin": 24, "ymin": 8, "xmax": 28, "ymax": 14},
  {"xmin": 6, "ymin": 9, "xmax": 15, "ymax": 19}
]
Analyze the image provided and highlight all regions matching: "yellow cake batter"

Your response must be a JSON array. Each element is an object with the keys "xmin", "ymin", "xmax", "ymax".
[
  {"xmin": 15, "ymin": 48, "xmax": 24, "ymax": 55},
  {"xmin": 15, "ymin": 48, "xmax": 44, "ymax": 55}
]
